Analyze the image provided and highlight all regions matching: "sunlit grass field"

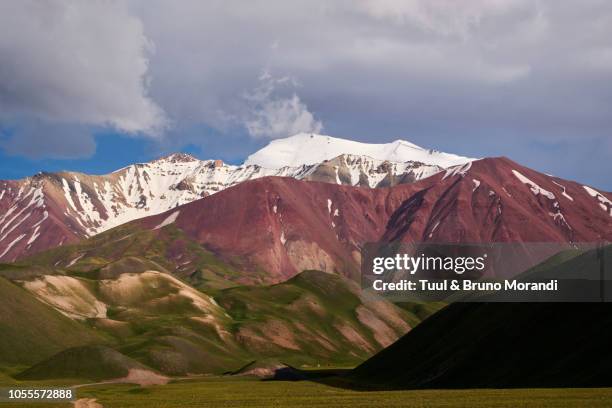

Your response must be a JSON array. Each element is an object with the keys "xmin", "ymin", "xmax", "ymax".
[{"xmin": 4, "ymin": 378, "xmax": 612, "ymax": 408}]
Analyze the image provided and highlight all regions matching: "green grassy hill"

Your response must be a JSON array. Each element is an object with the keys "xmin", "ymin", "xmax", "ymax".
[
  {"xmin": 0, "ymin": 220, "xmax": 439, "ymax": 379},
  {"xmin": 2, "ymin": 265, "xmax": 424, "ymax": 377},
  {"xmin": 15, "ymin": 345, "xmax": 151, "ymax": 382},
  {"xmin": 216, "ymin": 270, "xmax": 414, "ymax": 368},
  {"xmin": 0, "ymin": 276, "xmax": 105, "ymax": 376}
]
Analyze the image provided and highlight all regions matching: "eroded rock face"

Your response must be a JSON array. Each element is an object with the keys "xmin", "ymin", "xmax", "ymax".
[{"xmin": 285, "ymin": 240, "xmax": 336, "ymax": 274}]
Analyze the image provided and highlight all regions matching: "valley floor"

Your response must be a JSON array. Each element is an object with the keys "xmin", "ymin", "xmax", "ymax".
[{"xmin": 3, "ymin": 378, "xmax": 612, "ymax": 408}]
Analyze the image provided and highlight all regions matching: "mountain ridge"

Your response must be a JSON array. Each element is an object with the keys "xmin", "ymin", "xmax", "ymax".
[
  {"xmin": 1, "ymin": 136, "xmax": 610, "ymax": 264},
  {"xmin": 18, "ymin": 157, "xmax": 611, "ymax": 285},
  {"xmin": 0, "ymin": 134, "xmax": 464, "ymax": 262}
]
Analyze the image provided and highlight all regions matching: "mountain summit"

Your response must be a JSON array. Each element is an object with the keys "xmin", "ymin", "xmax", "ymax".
[{"xmin": 245, "ymin": 133, "xmax": 473, "ymax": 169}]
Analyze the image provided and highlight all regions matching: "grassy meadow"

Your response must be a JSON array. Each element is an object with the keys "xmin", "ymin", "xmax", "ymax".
[{"xmin": 3, "ymin": 377, "xmax": 612, "ymax": 408}]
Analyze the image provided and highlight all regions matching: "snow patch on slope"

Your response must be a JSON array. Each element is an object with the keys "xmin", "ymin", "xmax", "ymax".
[
  {"xmin": 155, "ymin": 211, "xmax": 181, "ymax": 230},
  {"xmin": 583, "ymin": 186, "xmax": 612, "ymax": 216},
  {"xmin": 472, "ymin": 179, "xmax": 480, "ymax": 192},
  {"xmin": 512, "ymin": 170, "xmax": 555, "ymax": 200},
  {"xmin": 26, "ymin": 226, "xmax": 41, "ymax": 246},
  {"xmin": 551, "ymin": 180, "xmax": 573, "ymax": 201},
  {"xmin": 0, "ymin": 233, "xmax": 26, "ymax": 259},
  {"xmin": 442, "ymin": 162, "xmax": 472, "ymax": 180}
]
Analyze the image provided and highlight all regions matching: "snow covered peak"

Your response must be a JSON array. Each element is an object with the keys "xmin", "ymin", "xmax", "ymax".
[
  {"xmin": 245, "ymin": 133, "xmax": 473, "ymax": 169},
  {"xmin": 153, "ymin": 153, "xmax": 199, "ymax": 163}
]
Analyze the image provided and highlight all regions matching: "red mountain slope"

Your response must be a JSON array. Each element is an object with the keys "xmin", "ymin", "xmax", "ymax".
[
  {"xmin": 384, "ymin": 157, "xmax": 611, "ymax": 243},
  {"xmin": 136, "ymin": 177, "xmax": 420, "ymax": 282},
  {"xmin": 133, "ymin": 157, "xmax": 610, "ymax": 282},
  {"xmin": 0, "ymin": 176, "xmax": 84, "ymax": 262}
]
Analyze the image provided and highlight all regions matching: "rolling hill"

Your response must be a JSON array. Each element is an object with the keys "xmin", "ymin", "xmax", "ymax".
[
  {"xmin": 1, "ymin": 267, "xmax": 416, "ymax": 378},
  {"xmin": 15, "ymin": 345, "xmax": 153, "ymax": 382},
  {"xmin": 0, "ymin": 275, "xmax": 104, "ymax": 374}
]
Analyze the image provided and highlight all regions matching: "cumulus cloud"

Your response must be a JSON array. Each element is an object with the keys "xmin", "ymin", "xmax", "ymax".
[
  {"xmin": 131, "ymin": 0, "xmax": 612, "ymax": 145},
  {"xmin": 1, "ymin": 0, "xmax": 611, "ymax": 188},
  {"xmin": 243, "ymin": 72, "xmax": 323, "ymax": 138},
  {"xmin": 0, "ymin": 0, "xmax": 166, "ymax": 154}
]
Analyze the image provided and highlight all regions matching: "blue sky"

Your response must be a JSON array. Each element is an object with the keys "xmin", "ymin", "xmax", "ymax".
[{"xmin": 0, "ymin": 1, "xmax": 611, "ymax": 189}]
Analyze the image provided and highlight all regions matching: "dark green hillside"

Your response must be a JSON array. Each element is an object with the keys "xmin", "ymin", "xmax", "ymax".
[
  {"xmin": 16, "ymin": 345, "xmax": 152, "ymax": 382},
  {"xmin": 351, "ymin": 246, "xmax": 612, "ymax": 389}
]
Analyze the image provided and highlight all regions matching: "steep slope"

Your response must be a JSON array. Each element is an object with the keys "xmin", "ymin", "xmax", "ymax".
[
  {"xmin": 135, "ymin": 177, "xmax": 422, "ymax": 283},
  {"xmin": 0, "ymin": 135, "xmax": 457, "ymax": 262},
  {"xmin": 351, "ymin": 246, "xmax": 612, "ymax": 389},
  {"xmin": 383, "ymin": 157, "xmax": 612, "ymax": 244},
  {"xmin": 133, "ymin": 159, "xmax": 610, "ymax": 282},
  {"xmin": 298, "ymin": 154, "xmax": 441, "ymax": 188},
  {"xmin": 20, "ymin": 176, "xmax": 420, "ymax": 284},
  {"xmin": 245, "ymin": 133, "xmax": 473, "ymax": 168}
]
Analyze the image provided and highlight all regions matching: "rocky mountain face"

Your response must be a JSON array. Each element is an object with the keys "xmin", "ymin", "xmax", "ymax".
[
  {"xmin": 0, "ymin": 134, "xmax": 463, "ymax": 262},
  {"xmin": 23, "ymin": 156, "xmax": 608, "ymax": 285},
  {"xmin": 128, "ymin": 157, "xmax": 610, "ymax": 283},
  {"xmin": 136, "ymin": 176, "xmax": 421, "ymax": 282},
  {"xmin": 383, "ymin": 157, "xmax": 612, "ymax": 244}
]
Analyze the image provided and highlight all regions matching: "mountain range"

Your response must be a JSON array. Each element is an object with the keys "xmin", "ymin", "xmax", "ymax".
[
  {"xmin": 0, "ymin": 133, "xmax": 611, "ymax": 384},
  {"xmin": 4, "ymin": 162, "xmax": 609, "ymax": 285},
  {"xmin": 0, "ymin": 134, "xmax": 466, "ymax": 262},
  {"xmin": 2, "ymin": 133, "xmax": 610, "ymax": 267}
]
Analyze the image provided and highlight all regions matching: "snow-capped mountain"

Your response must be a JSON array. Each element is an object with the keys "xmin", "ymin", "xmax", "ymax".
[
  {"xmin": 245, "ymin": 133, "xmax": 473, "ymax": 168},
  {"xmin": 32, "ymin": 157, "xmax": 612, "ymax": 285},
  {"xmin": 125, "ymin": 157, "xmax": 612, "ymax": 282},
  {"xmin": 0, "ymin": 134, "xmax": 460, "ymax": 261}
]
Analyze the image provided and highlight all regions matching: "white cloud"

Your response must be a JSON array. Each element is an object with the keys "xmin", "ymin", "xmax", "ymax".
[
  {"xmin": 0, "ymin": 0, "xmax": 166, "ymax": 136},
  {"xmin": 243, "ymin": 72, "xmax": 323, "ymax": 138}
]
